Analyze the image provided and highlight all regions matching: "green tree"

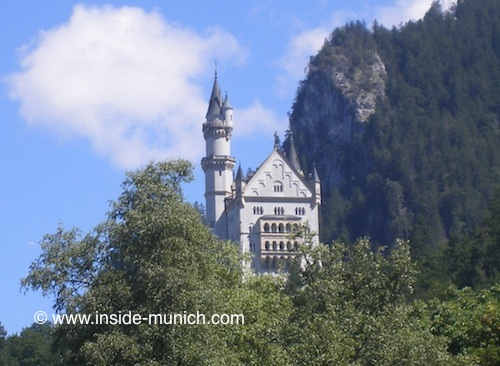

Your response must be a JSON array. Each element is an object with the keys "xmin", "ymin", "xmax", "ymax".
[
  {"xmin": 0, "ymin": 322, "xmax": 7, "ymax": 364},
  {"xmin": 422, "ymin": 285, "xmax": 500, "ymax": 365},
  {"xmin": 21, "ymin": 160, "xmax": 291, "ymax": 365},
  {"xmin": 0, "ymin": 322, "xmax": 57, "ymax": 366},
  {"xmin": 285, "ymin": 238, "xmax": 469, "ymax": 365}
]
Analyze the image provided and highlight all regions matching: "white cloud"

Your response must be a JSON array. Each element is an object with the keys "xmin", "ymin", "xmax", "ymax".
[
  {"xmin": 275, "ymin": 10, "xmax": 354, "ymax": 99},
  {"xmin": 275, "ymin": 0, "xmax": 454, "ymax": 99},
  {"xmin": 236, "ymin": 101, "xmax": 287, "ymax": 137},
  {"xmin": 8, "ymin": 4, "xmax": 246, "ymax": 169},
  {"xmin": 375, "ymin": 0, "xmax": 454, "ymax": 28}
]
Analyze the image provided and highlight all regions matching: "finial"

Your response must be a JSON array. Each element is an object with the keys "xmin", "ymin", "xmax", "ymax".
[{"xmin": 214, "ymin": 60, "xmax": 218, "ymax": 79}]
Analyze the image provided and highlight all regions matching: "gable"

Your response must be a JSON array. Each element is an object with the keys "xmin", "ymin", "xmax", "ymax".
[{"xmin": 243, "ymin": 149, "xmax": 312, "ymax": 198}]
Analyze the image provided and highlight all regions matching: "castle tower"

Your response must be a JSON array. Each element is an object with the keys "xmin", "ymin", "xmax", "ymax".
[{"xmin": 201, "ymin": 72, "xmax": 235, "ymax": 236}]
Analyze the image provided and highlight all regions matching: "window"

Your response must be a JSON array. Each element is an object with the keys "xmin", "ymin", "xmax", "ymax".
[
  {"xmin": 271, "ymin": 223, "xmax": 277, "ymax": 233},
  {"xmin": 278, "ymin": 223, "xmax": 284, "ymax": 233},
  {"xmin": 274, "ymin": 207, "xmax": 284, "ymax": 215},
  {"xmin": 265, "ymin": 241, "xmax": 270, "ymax": 251},
  {"xmin": 273, "ymin": 181, "xmax": 283, "ymax": 192},
  {"xmin": 295, "ymin": 207, "xmax": 305, "ymax": 215},
  {"xmin": 264, "ymin": 223, "xmax": 270, "ymax": 232},
  {"xmin": 253, "ymin": 206, "xmax": 263, "ymax": 215}
]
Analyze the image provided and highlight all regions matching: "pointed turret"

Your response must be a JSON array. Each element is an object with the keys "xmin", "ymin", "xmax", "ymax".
[
  {"xmin": 222, "ymin": 92, "xmax": 232, "ymax": 110},
  {"xmin": 222, "ymin": 92, "xmax": 233, "ymax": 127},
  {"xmin": 287, "ymin": 131, "xmax": 302, "ymax": 173},
  {"xmin": 236, "ymin": 163, "xmax": 244, "ymax": 181},
  {"xmin": 312, "ymin": 163, "xmax": 320, "ymax": 182},
  {"xmin": 206, "ymin": 71, "xmax": 222, "ymax": 119},
  {"xmin": 311, "ymin": 163, "xmax": 321, "ymax": 205},
  {"xmin": 235, "ymin": 163, "xmax": 245, "ymax": 196}
]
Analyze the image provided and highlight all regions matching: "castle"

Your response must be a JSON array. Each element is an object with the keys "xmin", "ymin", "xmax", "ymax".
[{"xmin": 201, "ymin": 73, "xmax": 321, "ymax": 272}]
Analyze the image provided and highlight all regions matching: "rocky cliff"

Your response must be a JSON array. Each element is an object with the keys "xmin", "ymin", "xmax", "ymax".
[{"xmin": 290, "ymin": 22, "xmax": 386, "ymax": 189}]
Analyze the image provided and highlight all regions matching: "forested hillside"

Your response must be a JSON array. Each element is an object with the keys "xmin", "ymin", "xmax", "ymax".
[{"xmin": 288, "ymin": 0, "xmax": 500, "ymax": 293}]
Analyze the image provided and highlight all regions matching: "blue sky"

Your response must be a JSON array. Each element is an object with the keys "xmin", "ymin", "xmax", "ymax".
[{"xmin": 0, "ymin": 0, "xmax": 451, "ymax": 334}]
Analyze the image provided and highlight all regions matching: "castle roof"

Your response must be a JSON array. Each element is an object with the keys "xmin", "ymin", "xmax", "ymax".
[
  {"xmin": 286, "ymin": 131, "xmax": 301, "ymax": 172},
  {"xmin": 222, "ymin": 92, "xmax": 232, "ymax": 110},
  {"xmin": 206, "ymin": 72, "xmax": 222, "ymax": 119}
]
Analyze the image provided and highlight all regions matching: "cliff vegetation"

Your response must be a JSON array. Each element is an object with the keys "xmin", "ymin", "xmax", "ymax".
[{"xmin": 288, "ymin": 0, "xmax": 500, "ymax": 295}]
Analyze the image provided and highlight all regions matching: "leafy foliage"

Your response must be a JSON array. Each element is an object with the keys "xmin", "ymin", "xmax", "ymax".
[
  {"xmin": 0, "ymin": 322, "xmax": 57, "ymax": 366},
  {"xmin": 18, "ymin": 160, "xmax": 488, "ymax": 364},
  {"xmin": 285, "ymin": 238, "xmax": 465, "ymax": 365},
  {"xmin": 420, "ymin": 285, "xmax": 500, "ymax": 365},
  {"xmin": 21, "ymin": 161, "xmax": 291, "ymax": 365}
]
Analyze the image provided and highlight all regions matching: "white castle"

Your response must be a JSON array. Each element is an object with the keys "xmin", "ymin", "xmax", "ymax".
[{"xmin": 201, "ymin": 73, "xmax": 321, "ymax": 272}]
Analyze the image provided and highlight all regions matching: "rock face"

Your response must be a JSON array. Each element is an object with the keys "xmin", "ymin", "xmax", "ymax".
[
  {"xmin": 290, "ymin": 30, "xmax": 386, "ymax": 189},
  {"xmin": 326, "ymin": 51, "xmax": 386, "ymax": 124}
]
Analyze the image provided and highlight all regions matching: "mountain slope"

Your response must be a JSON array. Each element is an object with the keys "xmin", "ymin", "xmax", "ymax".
[{"xmin": 289, "ymin": 0, "xmax": 500, "ymax": 267}]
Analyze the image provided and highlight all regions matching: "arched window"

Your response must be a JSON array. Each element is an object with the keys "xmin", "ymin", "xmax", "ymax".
[
  {"xmin": 264, "ymin": 223, "xmax": 270, "ymax": 232},
  {"xmin": 271, "ymin": 223, "xmax": 277, "ymax": 233},
  {"xmin": 272, "ymin": 241, "xmax": 277, "ymax": 251},
  {"xmin": 287, "ymin": 241, "xmax": 292, "ymax": 251},
  {"xmin": 286, "ymin": 223, "xmax": 291, "ymax": 232},
  {"xmin": 279, "ymin": 241, "xmax": 284, "ymax": 251},
  {"xmin": 278, "ymin": 223, "xmax": 284, "ymax": 233},
  {"xmin": 265, "ymin": 241, "xmax": 270, "ymax": 251},
  {"xmin": 273, "ymin": 181, "xmax": 283, "ymax": 192}
]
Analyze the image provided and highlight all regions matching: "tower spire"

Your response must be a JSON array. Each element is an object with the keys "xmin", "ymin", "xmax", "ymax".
[
  {"xmin": 201, "ymin": 72, "xmax": 235, "ymax": 234},
  {"xmin": 206, "ymin": 70, "xmax": 222, "ymax": 119}
]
